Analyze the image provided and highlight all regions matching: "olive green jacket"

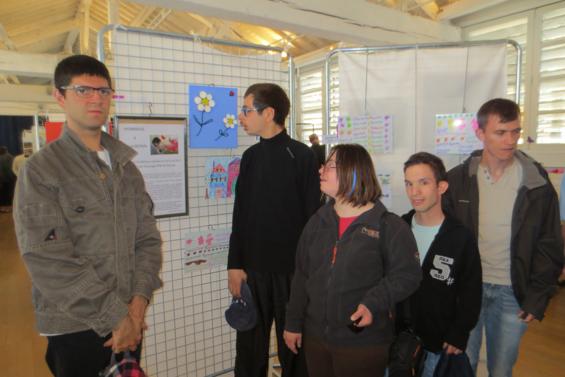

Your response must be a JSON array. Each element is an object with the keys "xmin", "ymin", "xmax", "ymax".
[{"xmin": 13, "ymin": 126, "xmax": 162, "ymax": 336}]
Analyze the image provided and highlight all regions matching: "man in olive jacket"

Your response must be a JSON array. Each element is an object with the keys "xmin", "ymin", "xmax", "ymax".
[
  {"xmin": 444, "ymin": 98, "xmax": 563, "ymax": 377},
  {"xmin": 13, "ymin": 55, "xmax": 162, "ymax": 377}
]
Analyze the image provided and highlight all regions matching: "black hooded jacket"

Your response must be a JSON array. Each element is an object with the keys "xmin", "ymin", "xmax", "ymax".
[{"xmin": 399, "ymin": 211, "xmax": 482, "ymax": 353}]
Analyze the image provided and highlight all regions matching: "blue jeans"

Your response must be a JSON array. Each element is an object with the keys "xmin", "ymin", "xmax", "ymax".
[
  {"xmin": 421, "ymin": 350, "xmax": 441, "ymax": 377},
  {"xmin": 466, "ymin": 284, "xmax": 527, "ymax": 377}
]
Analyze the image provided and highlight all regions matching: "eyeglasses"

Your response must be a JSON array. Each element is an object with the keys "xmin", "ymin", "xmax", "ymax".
[
  {"xmin": 59, "ymin": 85, "xmax": 114, "ymax": 98},
  {"xmin": 240, "ymin": 105, "xmax": 267, "ymax": 117}
]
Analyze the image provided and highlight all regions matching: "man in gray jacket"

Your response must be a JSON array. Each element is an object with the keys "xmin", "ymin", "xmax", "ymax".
[
  {"xmin": 444, "ymin": 98, "xmax": 563, "ymax": 377},
  {"xmin": 13, "ymin": 55, "xmax": 162, "ymax": 377}
]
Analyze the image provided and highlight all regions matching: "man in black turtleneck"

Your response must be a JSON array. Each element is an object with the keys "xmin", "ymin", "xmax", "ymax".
[{"xmin": 228, "ymin": 83, "xmax": 321, "ymax": 377}]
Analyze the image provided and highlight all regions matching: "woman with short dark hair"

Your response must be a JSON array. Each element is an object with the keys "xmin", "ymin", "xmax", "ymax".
[{"xmin": 284, "ymin": 144, "xmax": 422, "ymax": 377}]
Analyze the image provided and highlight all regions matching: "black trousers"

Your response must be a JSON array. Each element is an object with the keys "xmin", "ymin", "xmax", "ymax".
[
  {"xmin": 0, "ymin": 179, "xmax": 15, "ymax": 206},
  {"xmin": 303, "ymin": 335, "xmax": 388, "ymax": 377},
  {"xmin": 45, "ymin": 330, "xmax": 142, "ymax": 377},
  {"xmin": 234, "ymin": 270, "xmax": 308, "ymax": 377}
]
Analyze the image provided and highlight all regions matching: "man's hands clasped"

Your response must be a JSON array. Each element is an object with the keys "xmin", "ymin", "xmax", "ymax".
[{"xmin": 104, "ymin": 296, "xmax": 148, "ymax": 353}]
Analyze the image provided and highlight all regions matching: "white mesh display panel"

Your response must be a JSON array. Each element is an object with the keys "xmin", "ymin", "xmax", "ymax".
[{"xmin": 109, "ymin": 29, "xmax": 288, "ymax": 377}]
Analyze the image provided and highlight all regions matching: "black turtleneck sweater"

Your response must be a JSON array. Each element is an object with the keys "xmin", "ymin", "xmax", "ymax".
[{"xmin": 228, "ymin": 129, "xmax": 321, "ymax": 273}]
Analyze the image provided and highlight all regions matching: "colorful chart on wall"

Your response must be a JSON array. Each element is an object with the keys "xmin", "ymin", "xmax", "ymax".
[
  {"xmin": 435, "ymin": 113, "xmax": 483, "ymax": 155},
  {"xmin": 204, "ymin": 156, "xmax": 241, "ymax": 200},
  {"xmin": 337, "ymin": 115, "xmax": 393, "ymax": 154},
  {"xmin": 183, "ymin": 229, "xmax": 231, "ymax": 271},
  {"xmin": 189, "ymin": 85, "xmax": 238, "ymax": 148}
]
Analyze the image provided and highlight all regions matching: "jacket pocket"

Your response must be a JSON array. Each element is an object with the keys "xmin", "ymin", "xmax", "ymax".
[
  {"xmin": 59, "ymin": 191, "xmax": 114, "ymax": 256},
  {"xmin": 17, "ymin": 202, "xmax": 65, "ymax": 250}
]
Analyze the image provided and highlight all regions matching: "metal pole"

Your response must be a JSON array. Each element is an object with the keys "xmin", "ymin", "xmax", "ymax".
[
  {"xmin": 507, "ymin": 39, "xmax": 522, "ymax": 105},
  {"xmin": 324, "ymin": 51, "xmax": 334, "ymax": 138},
  {"xmin": 323, "ymin": 39, "xmax": 523, "ymax": 133},
  {"xmin": 288, "ymin": 55, "xmax": 296, "ymax": 138},
  {"xmin": 33, "ymin": 114, "xmax": 40, "ymax": 151},
  {"xmin": 97, "ymin": 24, "xmax": 284, "ymax": 62}
]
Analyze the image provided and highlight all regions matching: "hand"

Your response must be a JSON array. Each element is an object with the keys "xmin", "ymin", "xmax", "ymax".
[
  {"xmin": 228, "ymin": 269, "xmax": 247, "ymax": 297},
  {"xmin": 350, "ymin": 304, "xmax": 373, "ymax": 327},
  {"xmin": 518, "ymin": 310, "xmax": 536, "ymax": 323},
  {"xmin": 283, "ymin": 330, "xmax": 302, "ymax": 354},
  {"xmin": 443, "ymin": 342, "xmax": 462, "ymax": 355},
  {"xmin": 103, "ymin": 315, "xmax": 142, "ymax": 353}
]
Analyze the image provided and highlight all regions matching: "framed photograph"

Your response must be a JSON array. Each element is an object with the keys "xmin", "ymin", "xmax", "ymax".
[{"xmin": 114, "ymin": 116, "xmax": 188, "ymax": 218}]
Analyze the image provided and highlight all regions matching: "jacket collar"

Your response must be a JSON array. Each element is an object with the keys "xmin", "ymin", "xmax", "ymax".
[
  {"xmin": 60, "ymin": 124, "xmax": 137, "ymax": 167},
  {"xmin": 402, "ymin": 209, "xmax": 461, "ymax": 236},
  {"xmin": 464, "ymin": 149, "xmax": 547, "ymax": 190},
  {"xmin": 318, "ymin": 198, "xmax": 388, "ymax": 228}
]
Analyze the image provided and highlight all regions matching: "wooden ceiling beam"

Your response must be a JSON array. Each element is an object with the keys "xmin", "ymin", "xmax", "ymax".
[
  {"xmin": 0, "ymin": 22, "xmax": 17, "ymax": 50},
  {"xmin": 130, "ymin": 5, "xmax": 158, "ymax": 27},
  {"xmin": 186, "ymin": 12, "xmax": 214, "ymax": 29},
  {"xmin": 438, "ymin": 0, "xmax": 509, "ymax": 21},
  {"xmin": 64, "ymin": 29, "xmax": 80, "ymax": 53},
  {"xmin": 129, "ymin": 0, "xmax": 461, "ymax": 44},
  {"xmin": 80, "ymin": 0, "xmax": 93, "ymax": 54},
  {"xmin": 0, "ymin": 22, "xmax": 23, "ymax": 83},
  {"xmin": 2, "ymin": 0, "xmax": 73, "ymax": 23},
  {"xmin": 0, "ymin": 50, "xmax": 65, "ymax": 78},
  {"xmin": 0, "ymin": 83, "xmax": 54, "ymax": 103},
  {"xmin": 107, "ymin": 0, "xmax": 120, "ymax": 24},
  {"xmin": 414, "ymin": 0, "xmax": 440, "ymax": 19},
  {"xmin": 146, "ymin": 8, "xmax": 172, "ymax": 29},
  {"xmin": 11, "ymin": 19, "xmax": 80, "ymax": 48}
]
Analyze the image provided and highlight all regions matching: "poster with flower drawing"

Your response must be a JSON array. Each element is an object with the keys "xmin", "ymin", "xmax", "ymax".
[{"xmin": 189, "ymin": 85, "xmax": 238, "ymax": 148}]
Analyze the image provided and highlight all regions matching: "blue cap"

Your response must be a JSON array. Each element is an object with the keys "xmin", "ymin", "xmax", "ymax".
[{"xmin": 225, "ymin": 282, "xmax": 257, "ymax": 331}]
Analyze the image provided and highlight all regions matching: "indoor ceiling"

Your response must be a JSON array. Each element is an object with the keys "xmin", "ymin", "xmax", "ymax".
[{"xmin": 0, "ymin": 0, "xmax": 470, "ymax": 84}]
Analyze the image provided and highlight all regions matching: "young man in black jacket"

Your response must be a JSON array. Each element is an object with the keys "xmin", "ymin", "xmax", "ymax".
[
  {"xmin": 401, "ymin": 152, "xmax": 482, "ymax": 377},
  {"xmin": 228, "ymin": 83, "xmax": 321, "ymax": 377}
]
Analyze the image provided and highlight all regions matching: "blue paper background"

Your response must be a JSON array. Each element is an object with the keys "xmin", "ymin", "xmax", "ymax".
[{"xmin": 189, "ymin": 85, "xmax": 238, "ymax": 148}]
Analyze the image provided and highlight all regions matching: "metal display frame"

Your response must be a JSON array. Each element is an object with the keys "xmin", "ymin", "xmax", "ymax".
[
  {"xmin": 98, "ymin": 24, "xmax": 296, "ymax": 136},
  {"xmin": 96, "ymin": 24, "xmax": 293, "ymax": 377},
  {"xmin": 323, "ymin": 39, "xmax": 523, "ymax": 136}
]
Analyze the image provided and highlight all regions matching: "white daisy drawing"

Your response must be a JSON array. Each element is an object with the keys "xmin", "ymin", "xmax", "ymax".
[
  {"xmin": 194, "ymin": 91, "xmax": 216, "ymax": 113},
  {"xmin": 223, "ymin": 114, "xmax": 237, "ymax": 129}
]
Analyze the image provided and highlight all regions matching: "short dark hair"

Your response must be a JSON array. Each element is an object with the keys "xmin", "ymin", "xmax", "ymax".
[
  {"xmin": 244, "ymin": 83, "xmax": 290, "ymax": 126},
  {"xmin": 477, "ymin": 98, "xmax": 520, "ymax": 130},
  {"xmin": 328, "ymin": 144, "xmax": 381, "ymax": 206},
  {"xmin": 152, "ymin": 137, "xmax": 161, "ymax": 145},
  {"xmin": 54, "ymin": 55, "xmax": 112, "ymax": 95},
  {"xmin": 404, "ymin": 152, "xmax": 447, "ymax": 183}
]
